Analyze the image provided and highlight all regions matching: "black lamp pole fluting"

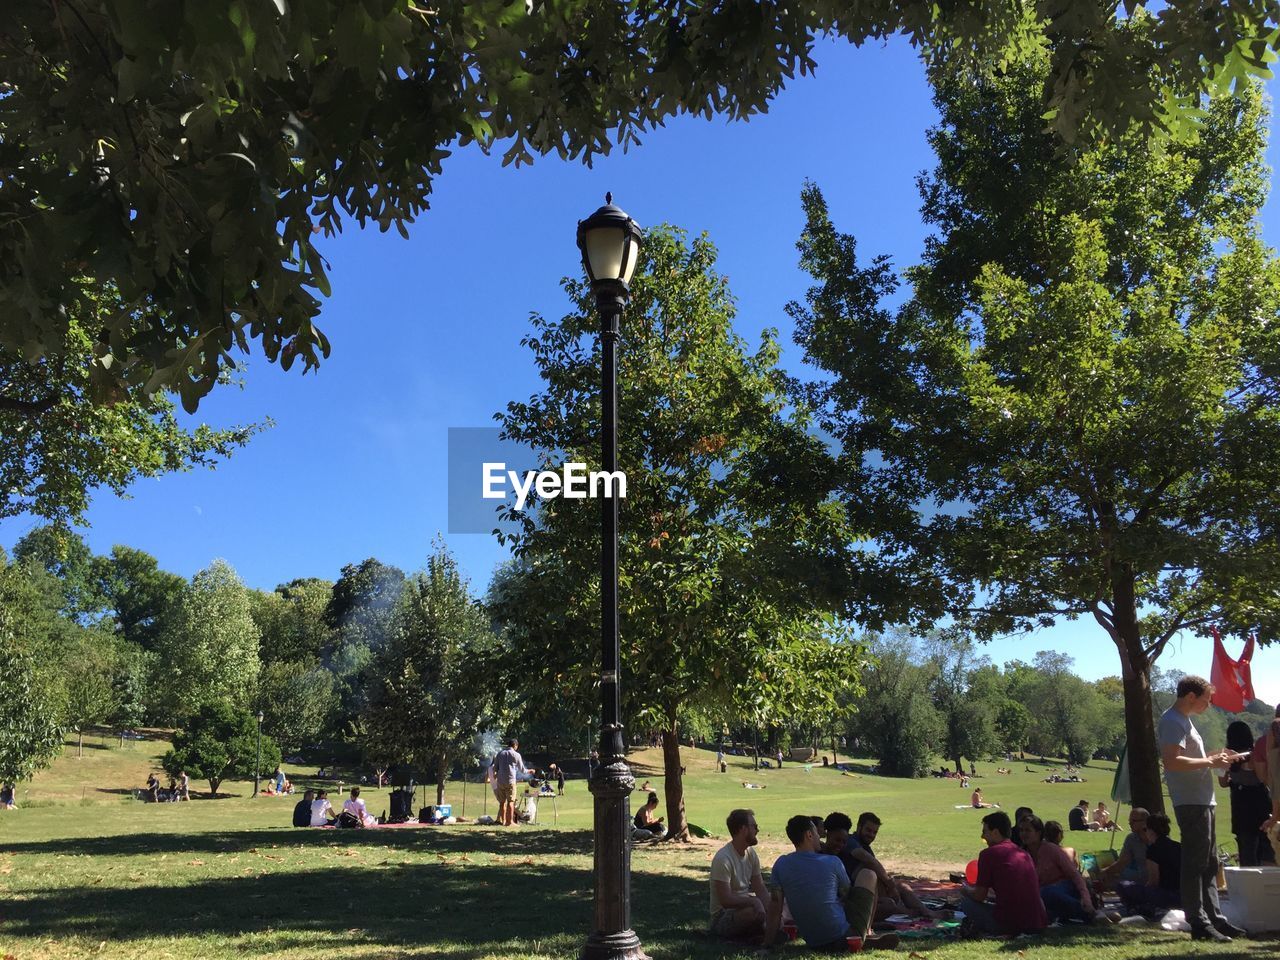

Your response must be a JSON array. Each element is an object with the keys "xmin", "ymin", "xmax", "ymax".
[{"xmin": 577, "ymin": 194, "xmax": 646, "ymax": 960}]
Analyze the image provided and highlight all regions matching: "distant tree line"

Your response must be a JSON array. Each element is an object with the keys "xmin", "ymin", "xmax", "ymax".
[{"xmin": 844, "ymin": 629, "xmax": 1275, "ymax": 778}]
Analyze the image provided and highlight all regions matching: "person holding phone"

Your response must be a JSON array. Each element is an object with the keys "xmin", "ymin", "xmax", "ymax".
[
  {"xmin": 1158, "ymin": 675, "xmax": 1251, "ymax": 942},
  {"xmin": 634, "ymin": 791, "xmax": 667, "ymax": 840}
]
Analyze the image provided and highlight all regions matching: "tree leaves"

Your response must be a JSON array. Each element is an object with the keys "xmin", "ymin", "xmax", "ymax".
[{"xmin": 4, "ymin": 3, "xmax": 1277, "ymax": 406}]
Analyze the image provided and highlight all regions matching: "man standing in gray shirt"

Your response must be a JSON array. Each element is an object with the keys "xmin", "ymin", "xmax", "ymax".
[
  {"xmin": 1158, "ymin": 675, "xmax": 1251, "ymax": 942},
  {"xmin": 493, "ymin": 738, "xmax": 530, "ymax": 827}
]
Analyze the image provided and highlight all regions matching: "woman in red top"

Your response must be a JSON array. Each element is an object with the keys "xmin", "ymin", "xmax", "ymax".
[{"xmin": 1019, "ymin": 815, "xmax": 1095, "ymax": 923}]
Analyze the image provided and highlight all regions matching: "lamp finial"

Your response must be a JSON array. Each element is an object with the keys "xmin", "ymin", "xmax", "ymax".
[{"xmin": 605, "ymin": 191, "xmax": 613, "ymax": 204}]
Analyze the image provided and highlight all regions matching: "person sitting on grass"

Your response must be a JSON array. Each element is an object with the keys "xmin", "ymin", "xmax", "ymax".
[
  {"xmin": 960, "ymin": 811, "xmax": 1048, "ymax": 937},
  {"xmin": 1100, "ymin": 807, "xmax": 1150, "ymax": 888},
  {"xmin": 1018, "ymin": 815, "xmax": 1095, "ymax": 923},
  {"xmin": 1093, "ymin": 801, "xmax": 1115, "ymax": 830},
  {"xmin": 764, "ymin": 814, "xmax": 898, "ymax": 951},
  {"xmin": 971, "ymin": 787, "xmax": 994, "ymax": 809},
  {"xmin": 145, "ymin": 773, "xmax": 160, "ymax": 804},
  {"xmin": 1010, "ymin": 807, "xmax": 1035, "ymax": 850},
  {"xmin": 633, "ymin": 792, "xmax": 667, "ymax": 840},
  {"xmin": 310, "ymin": 789, "xmax": 336, "ymax": 826},
  {"xmin": 1042, "ymin": 821, "xmax": 1077, "ymax": 866},
  {"xmin": 1068, "ymin": 800, "xmax": 1097, "ymax": 831},
  {"xmin": 708, "ymin": 808, "xmax": 769, "ymax": 941},
  {"xmin": 0, "ymin": 782, "xmax": 15, "ymax": 809},
  {"xmin": 293, "ymin": 789, "xmax": 315, "ymax": 827},
  {"xmin": 825, "ymin": 811, "xmax": 940, "ymax": 921},
  {"xmin": 1116, "ymin": 812, "xmax": 1182, "ymax": 919},
  {"xmin": 342, "ymin": 786, "xmax": 376, "ymax": 828}
]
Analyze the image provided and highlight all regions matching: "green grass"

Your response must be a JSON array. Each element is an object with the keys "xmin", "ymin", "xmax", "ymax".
[{"xmin": 1, "ymin": 744, "xmax": 1274, "ymax": 960}]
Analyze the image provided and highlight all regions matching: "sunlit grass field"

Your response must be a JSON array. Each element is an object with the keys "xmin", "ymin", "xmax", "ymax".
[{"xmin": 1, "ymin": 733, "xmax": 1274, "ymax": 960}]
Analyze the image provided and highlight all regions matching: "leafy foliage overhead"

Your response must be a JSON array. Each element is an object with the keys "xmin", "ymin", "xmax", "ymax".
[{"xmin": 3, "ymin": 2, "xmax": 1277, "ymax": 408}]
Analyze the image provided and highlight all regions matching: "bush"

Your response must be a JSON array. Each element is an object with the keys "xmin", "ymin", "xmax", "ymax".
[{"xmin": 163, "ymin": 700, "xmax": 280, "ymax": 795}]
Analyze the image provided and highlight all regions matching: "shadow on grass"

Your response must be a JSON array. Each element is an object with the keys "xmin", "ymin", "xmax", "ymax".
[
  {"xmin": 2, "ymin": 834, "xmax": 740, "ymax": 960},
  {"xmin": 0, "ymin": 826, "xmax": 595, "ymax": 858}
]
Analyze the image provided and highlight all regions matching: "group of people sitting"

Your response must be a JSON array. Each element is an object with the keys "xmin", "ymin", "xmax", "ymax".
[
  {"xmin": 0, "ymin": 782, "xmax": 15, "ymax": 809},
  {"xmin": 263, "ymin": 766, "xmax": 294, "ymax": 795},
  {"xmin": 708, "ymin": 808, "xmax": 946, "ymax": 951},
  {"xmin": 143, "ymin": 771, "xmax": 190, "ymax": 802},
  {"xmin": 292, "ymin": 786, "xmax": 378, "ymax": 828},
  {"xmin": 1067, "ymin": 799, "xmax": 1118, "ymax": 831},
  {"xmin": 1098, "ymin": 806, "xmax": 1182, "ymax": 919},
  {"xmin": 707, "ymin": 801, "xmax": 1185, "ymax": 949}
]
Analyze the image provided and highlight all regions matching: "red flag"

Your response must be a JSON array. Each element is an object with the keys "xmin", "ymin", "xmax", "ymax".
[{"xmin": 1210, "ymin": 626, "xmax": 1256, "ymax": 713}]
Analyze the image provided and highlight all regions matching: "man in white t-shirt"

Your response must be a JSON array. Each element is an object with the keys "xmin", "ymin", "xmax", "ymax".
[
  {"xmin": 709, "ymin": 808, "xmax": 768, "ymax": 938},
  {"xmin": 310, "ymin": 790, "xmax": 335, "ymax": 827}
]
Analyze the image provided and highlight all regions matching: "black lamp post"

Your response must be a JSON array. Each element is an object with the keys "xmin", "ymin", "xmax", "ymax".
[
  {"xmin": 254, "ymin": 709, "xmax": 264, "ymax": 797},
  {"xmin": 576, "ymin": 194, "xmax": 645, "ymax": 960}
]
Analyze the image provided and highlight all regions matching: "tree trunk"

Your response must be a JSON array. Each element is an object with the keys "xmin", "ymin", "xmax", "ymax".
[
  {"xmin": 830, "ymin": 730, "xmax": 839, "ymax": 766},
  {"xmin": 436, "ymin": 754, "xmax": 448, "ymax": 805},
  {"xmin": 661, "ymin": 724, "xmax": 688, "ymax": 840},
  {"xmin": 209, "ymin": 779, "xmax": 220, "ymax": 796},
  {"xmin": 77, "ymin": 729, "xmax": 83, "ymax": 758},
  {"xmin": 954, "ymin": 756, "xmax": 964, "ymax": 774},
  {"xmin": 1111, "ymin": 574, "xmax": 1164, "ymax": 814}
]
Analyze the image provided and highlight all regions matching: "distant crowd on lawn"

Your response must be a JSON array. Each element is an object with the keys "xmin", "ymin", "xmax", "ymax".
[
  {"xmin": 707, "ymin": 677, "xmax": 1280, "ymax": 950},
  {"xmin": 284, "ymin": 738, "xmax": 567, "ymax": 829}
]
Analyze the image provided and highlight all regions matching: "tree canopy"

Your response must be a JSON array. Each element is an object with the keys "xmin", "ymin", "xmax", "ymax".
[
  {"xmin": 494, "ymin": 225, "xmax": 863, "ymax": 837},
  {"xmin": 163, "ymin": 700, "xmax": 280, "ymax": 795},
  {"xmin": 363, "ymin": 544, "xmax": 497, "ymax": 804},
  {"xmin": 790, "ymin": 52, "xmax": 1280, "ymax": 811},
  {"xmin": 3, "ymin": 3, "xmax": 1278, "ymax": 409}
]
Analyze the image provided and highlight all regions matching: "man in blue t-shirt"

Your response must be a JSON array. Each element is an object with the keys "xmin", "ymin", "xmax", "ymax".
[
  {"xmin": 765, "ymin": 815, "xmax": 894, "ymax": 950},
  {"xmin": 1158, "ymin": 675, "xmax": 1249, "ymax": 942}
]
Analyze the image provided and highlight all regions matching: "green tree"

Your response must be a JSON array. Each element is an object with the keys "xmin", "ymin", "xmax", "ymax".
[
  {"xmin": 790, "ymin": 53, "xmax": 1280, "ymax": 811},
  {"xmin": 60, "ymin": 630, "xmax": 120, "ymax": 757},
  {"xmin": 0, "ymin": 640, "xmax": 63, "ymax": 784},
  {"xmin": 252, "ymin": 577, "xmax": 335, "ymax": 666},
  {"xmin": 108, "ymin": 642, "xmax": 153, "ymax": 742},
  {"xmin": 926, "ymin": 639, "xmax": 1003, "ymax": 772},
  {"xmin": 3, "ymin": 4, "xmax": 1274, "ymax": 407},
  {"xmin": 153, "ymin": 560, "xmax": 260, "ymax": 721},
  {"xmin": 12, "ymin": 525, "xmax": 106, "ymax": 621},
  {"xmin": 495, "ymin": 226, "xmax": 860, "ymax": 838},
  {"xmin": 364, "ymin": 545, "xmax": 498, "ymax": 804},
  {"xmin": 849, "ymin": 633, "xmax": 942, "ymax": 778},
  {"xmin": 0, "ymin": 319, "xmax": 258, "ymax": 524},
  {"xmin": 257, "ymin": 661, "xmax": 337, "ymax": 755},
  {"xmin": 163, "ymin": 700, "xmax": 280, "ymax": 796},
  {"xmin": 95, "ymin": 545, "xmax": 186, "ymax": 650},
  {"xmin": 324, "ymin": 559, "xmax": 406, "ymax": 732},
  {"xmin": 995, "ymin": 698, "xmax": 1033, "ymax": 756}
]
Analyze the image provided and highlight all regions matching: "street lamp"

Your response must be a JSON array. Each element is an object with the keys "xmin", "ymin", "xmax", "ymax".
[
  {"xmin": 577, "ymin": 194, "xmax": 645, "ymax": 960},
  {"xmin": 254, "ymin": 709, "xmax": 264, "ymax": 797}
]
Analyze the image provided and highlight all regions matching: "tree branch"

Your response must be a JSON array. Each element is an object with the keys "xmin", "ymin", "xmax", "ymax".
[{"xmin": 0, "ymin": 392, "xmax": 60, "ymax": 416}]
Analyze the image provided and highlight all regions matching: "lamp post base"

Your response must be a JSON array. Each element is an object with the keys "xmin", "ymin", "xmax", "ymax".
[
  {"xmin": 582, "ymin": 757, "xmax": 647, "ymax": 960},
  {"xmin": 581, "ymin": 929, "xmax": 647, "ymax": 960}
]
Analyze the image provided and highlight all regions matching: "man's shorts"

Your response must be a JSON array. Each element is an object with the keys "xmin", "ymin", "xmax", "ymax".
[
  {"xmin": 709, "ymin": 907, "xmax": 742, "ymax": 937},
  {"xmin": 842, "ymin": 885, "xmax": 875, "ymax": 938},
  {"xmin": 495, "ymin": 782, "xmax": 516, "ymax": 804}
]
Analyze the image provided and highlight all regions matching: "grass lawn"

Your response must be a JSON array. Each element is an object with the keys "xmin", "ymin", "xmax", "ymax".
[{"xmin": 1, "ymin": 736, "xmax": 1275, "ymax": 959}]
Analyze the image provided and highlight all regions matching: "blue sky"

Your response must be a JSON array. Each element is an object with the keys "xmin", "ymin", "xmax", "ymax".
[{"xmin": 2, "ymin": 36, "xmax": 1277, "ymax": 703}]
